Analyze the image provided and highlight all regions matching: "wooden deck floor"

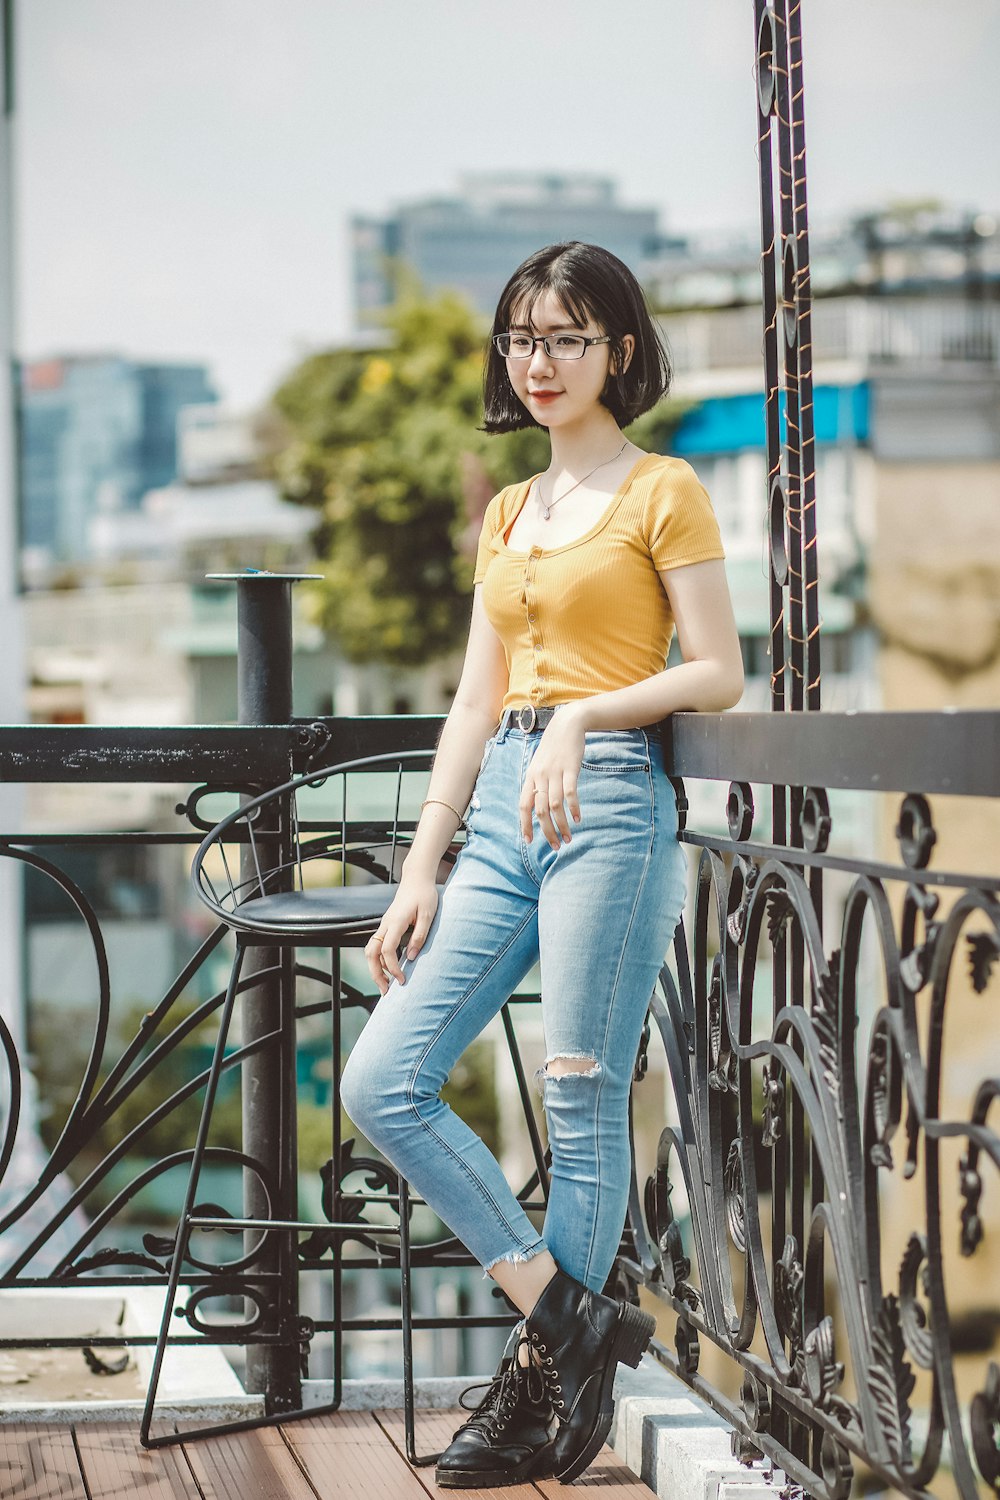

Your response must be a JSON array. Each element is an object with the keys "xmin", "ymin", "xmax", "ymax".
[{"xmin": 1, "ymin": 1408, "xmax": 654, "ymax": 1498}]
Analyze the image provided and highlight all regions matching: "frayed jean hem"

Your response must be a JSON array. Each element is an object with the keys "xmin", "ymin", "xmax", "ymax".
[{"xmin": 481, "ymin": 1240, "xmax": 548, "ymax": 1279}]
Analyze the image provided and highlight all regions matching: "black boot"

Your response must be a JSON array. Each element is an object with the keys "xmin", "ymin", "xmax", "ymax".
[
  {"xmin": 435, "ymin": 1339, "xmax": 557, "ymax": 1489},
  {"xmin": 523, "ymin": 1269, "xmax": 655, "ymax": 1483}
]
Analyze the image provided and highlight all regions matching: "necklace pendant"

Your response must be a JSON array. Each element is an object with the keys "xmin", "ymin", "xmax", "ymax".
[{"xmin": 542, "ymin": 505, "xmax": 551, "ymax": 521}]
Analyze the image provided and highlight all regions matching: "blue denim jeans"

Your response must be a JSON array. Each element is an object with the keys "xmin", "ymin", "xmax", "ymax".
[{"xmin": 340, "ymin": 718, "xmax": 687, "ymax": 1292}]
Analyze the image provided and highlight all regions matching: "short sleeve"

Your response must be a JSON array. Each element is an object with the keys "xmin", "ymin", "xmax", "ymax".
[
  {"xmin": 644, "ymin": 460, "xmax": 726, "ymax": 571},
  {"xmin": 473, "ymin": 493, "xmax": 503, "ymax": 584}
]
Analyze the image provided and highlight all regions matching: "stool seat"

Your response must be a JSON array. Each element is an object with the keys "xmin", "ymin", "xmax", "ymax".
[
  {"xmin": 242, "ymin": 883, "xmax": 397, "ymax": 927},
  {"xmin": 237, "ymin": 882, "xmax": 449, "ymax": 932}
]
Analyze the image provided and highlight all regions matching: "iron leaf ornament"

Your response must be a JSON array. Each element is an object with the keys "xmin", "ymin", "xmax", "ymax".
[{"xmin": 869, "ymin": 1294, "xmax": 916, "ymax": 1471}]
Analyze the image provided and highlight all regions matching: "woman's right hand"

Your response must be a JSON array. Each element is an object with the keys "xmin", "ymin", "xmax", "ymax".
[{"xmin": 364, "ymin": 877, "xmax": 439, "ymax": 995}]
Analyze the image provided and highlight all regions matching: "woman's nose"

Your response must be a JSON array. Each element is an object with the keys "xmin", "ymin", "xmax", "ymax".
[{"xmin": 528, "ymin": 339, "xmax": 554, "ymax": 373}]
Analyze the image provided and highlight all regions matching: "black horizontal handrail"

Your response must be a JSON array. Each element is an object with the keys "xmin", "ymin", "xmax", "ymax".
[{"xmin": 1, "ymin": 708, "xmax": 999, "ymax": 797}]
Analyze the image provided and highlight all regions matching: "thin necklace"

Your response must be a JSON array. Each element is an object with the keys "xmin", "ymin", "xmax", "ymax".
[{"xmin": 537, "ymin": 440, "xmax": 629, "ymax": 521}]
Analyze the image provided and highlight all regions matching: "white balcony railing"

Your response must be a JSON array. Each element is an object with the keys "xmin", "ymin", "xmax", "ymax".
[{"xmin": 661, "ymin": 295, "xmax": 1000, "ymax": 377}]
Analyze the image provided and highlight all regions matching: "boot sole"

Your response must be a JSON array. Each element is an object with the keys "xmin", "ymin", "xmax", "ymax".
[
  {"xmin": 435, "ymin": 1442, "xmax": 558, "ymax": 1488},
  {"xmin": 555, "ymin": 1301, "xmax": 656, "ymax": 1484}
]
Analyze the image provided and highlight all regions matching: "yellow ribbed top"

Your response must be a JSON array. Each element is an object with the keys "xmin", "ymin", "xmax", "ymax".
[{"xmin": 473, "ymin": 452, "xmax": 725, "ymax": 714}]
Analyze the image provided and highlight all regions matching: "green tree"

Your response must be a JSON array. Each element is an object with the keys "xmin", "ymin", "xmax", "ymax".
[{"xmin": 271, "ymin": 287, "xmax": 682, "ymax": 667}]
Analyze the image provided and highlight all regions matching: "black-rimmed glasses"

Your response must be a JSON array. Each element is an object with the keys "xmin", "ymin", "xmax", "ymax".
[{"xmin": 492, "ymin": 332, "xmax": 612, "ymax": 360}]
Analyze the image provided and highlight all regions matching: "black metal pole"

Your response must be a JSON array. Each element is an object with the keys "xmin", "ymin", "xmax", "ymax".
[{"xmin": 220, "ymin": 570, "xmax": 318, "ymax": 1412}]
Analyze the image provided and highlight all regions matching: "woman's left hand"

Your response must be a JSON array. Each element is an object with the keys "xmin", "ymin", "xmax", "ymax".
[{"xmin": 519, "ymin": 707, "xmax": 588, "ymax": 849}]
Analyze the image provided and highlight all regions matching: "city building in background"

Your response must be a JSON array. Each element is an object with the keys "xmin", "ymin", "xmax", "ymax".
[
  {"xmin": 650, "ymin": 202, "xmax": 1000, "ymax": 310},
  {"xmin": 19, "ymin": 355, "xmax": 217, "ymax": 575},
  {"xmin": 351, "ymin": 171, "xmax": 684, "ymax": 327},
  {"xmin": 86, "ymin": 403, "xmax": 315, "ymax": 583},
  {"xmin": 660, "ymin": 288, "xmax": 1000, "ymax": 713},
  {"xmin": 353, "ymin": 187, "xmax": 999, "ymax": 331}
]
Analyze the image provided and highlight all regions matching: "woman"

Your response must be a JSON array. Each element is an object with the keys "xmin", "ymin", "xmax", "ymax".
[{"xmin": 341, "ymin": 241, "xmax": 743, "ymax": 1488}]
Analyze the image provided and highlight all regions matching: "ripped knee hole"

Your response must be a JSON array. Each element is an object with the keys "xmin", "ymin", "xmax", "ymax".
[{"xmin": 535, "ymin": 1054, "xmax": 602, "ymax": 1090}]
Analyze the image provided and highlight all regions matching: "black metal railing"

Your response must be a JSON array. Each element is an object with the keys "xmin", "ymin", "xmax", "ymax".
[
  {"xmin": 1, "ymin": 689, "xmax": 998, "ymax": 1498},
  {"xmin": 634, "ymin": 711, "xmax": 1000, "ymax": 1500}
]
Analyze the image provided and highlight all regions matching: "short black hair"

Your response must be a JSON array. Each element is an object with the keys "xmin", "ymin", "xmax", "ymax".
[{"xmin": 482, "ymin": 241, "xmax": 671, "ymax": 433}]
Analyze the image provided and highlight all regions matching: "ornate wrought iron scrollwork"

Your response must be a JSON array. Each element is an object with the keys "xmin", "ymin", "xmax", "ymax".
[
  {"xmin": 724, "ymin": 1138, "xmax": 747, "ymax": 1254},
  {"xmin": 868, "ymin": 1023, "xmax": 900, "ymax": 1171},
  {"xmin": 899, "ymin": 881, "xmax": 942, "ymax": 1011},
  {"xmin": 819, "ymin": 1432, "xmax": 853, "ymax": 1500},
  {"xmin": 675, "ymin": 1315, "xmax": 700, "ymax": 1376},
  {"xmin": 733, "ymin": 1370, "xmax": 770, "ymax": 1463},
  {"xmin": 802, "ymin": 1315, "xmax": 844, "ymax": 1411},
  {"xmin": 299, "ymin": 1136, "xmax": 409, "ymax": 1262},
  {"xmin": 775, "ymin": 1234, "xmax": 805, "ymax": 1360},
  {"xmin": 727, "ymin": 782, "xmax": 755, "ymax": 843},
  {"xmin": 629, "ymin": 809, "xmax": 1000, "ymax": 1498},
  {"xmin": 970, "ymin": 1361, "xmax": 1000, "ymax": 1489},
  {"xmin": 181, "ymin": 1280, "xmax": 270, "ymax": 1338},
  {"xmin": 968, "ymin": 931, "xmax": 1000, "ymax": 994},
  {"xmin": 799, "ymin": 787, "xmax": 831, "ymax": 855},
  {"xmin": 896, "ymin": 793, "xmax": 937, "ymax": 871},
  {"xmin": 870, "ymin": 1294, "xmax": 916, "ymax": 1470},
  {"xmin": 897, "ymin": 1234, "xmax": 935, "ymax": 1371},
  {"xmin": 958, "ymin": 1149, "xmax": 985, "ymax": 1259},
  {"xmin": 634, "ymin": 1012, "xmax": 651, "ymax": 1084},
  {"xmin": 762, "ymin": 1059, "xmax": 785, "ymax": 1147},
  {"xmin": 811, "ymin": 949, "xmax": 842, "ymax": 1106},
  {"xmin": 727, "ymin": 857, "xmax": 760, "ymax": 946}
]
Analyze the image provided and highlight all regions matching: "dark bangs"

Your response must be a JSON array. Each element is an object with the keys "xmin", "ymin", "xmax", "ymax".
[
  {"xmin": 507, "ymin": 279, "xmax": 592, "ymax": 336},
  {"xmin": 482, "ymin": 241, "xmax": 672, "ymax": 433}
]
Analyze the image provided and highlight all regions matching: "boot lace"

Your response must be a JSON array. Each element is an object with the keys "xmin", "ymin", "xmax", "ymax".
[{"xmin": 456, "ymin": 1333, "xmax": 548, "ymax": 1438}]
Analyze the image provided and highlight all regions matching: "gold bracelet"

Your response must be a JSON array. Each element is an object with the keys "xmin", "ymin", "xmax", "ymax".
[{"xmin": 420, "ymin": 797, "xmax": 467, "ymax": 827}]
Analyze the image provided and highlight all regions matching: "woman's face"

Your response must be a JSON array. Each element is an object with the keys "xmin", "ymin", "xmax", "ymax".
[{"xmin": 504, "ymin": 289, "xmax": 631, "ymax": 432}]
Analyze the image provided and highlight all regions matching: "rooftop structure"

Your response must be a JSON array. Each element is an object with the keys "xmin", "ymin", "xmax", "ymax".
[{"xmin": 649, "ymin": 203, "xmax": 1000, "ymax": 310}]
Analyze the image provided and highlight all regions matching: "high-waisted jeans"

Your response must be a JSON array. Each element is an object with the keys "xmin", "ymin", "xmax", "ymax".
[{"xmin": 340, "ymin": 718, "xmax": 687, "ymax": 1293}]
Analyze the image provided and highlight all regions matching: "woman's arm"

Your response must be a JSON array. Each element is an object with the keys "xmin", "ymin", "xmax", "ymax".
[
  {"xmin": 366, "ymin": 587, "xmax": 508, "ymax": 992},
  {"xmin": 520, "ymin": 560, "xmax": 743, "ymax": 848}
]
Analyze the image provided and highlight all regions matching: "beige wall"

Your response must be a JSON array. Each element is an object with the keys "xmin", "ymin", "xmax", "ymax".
[{"xmin": 870, "ymin": 460, "xmax": 1000, "ymax": 692}]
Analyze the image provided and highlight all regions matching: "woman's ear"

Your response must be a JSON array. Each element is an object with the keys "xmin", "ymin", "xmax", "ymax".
[{"xmin": 612, "ymin": 334, "xmax": 636, "ymax": 376}]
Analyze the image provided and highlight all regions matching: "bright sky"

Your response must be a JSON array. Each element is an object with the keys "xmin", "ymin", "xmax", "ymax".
[{"xmin": 15, "ymin": 0, "xmax": 1000, "ymax": 407}]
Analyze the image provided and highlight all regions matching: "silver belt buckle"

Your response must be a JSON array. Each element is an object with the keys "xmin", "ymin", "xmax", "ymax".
[{"xmin": 517, "ymin": 704, "xmax": 537, "ymax": 733}]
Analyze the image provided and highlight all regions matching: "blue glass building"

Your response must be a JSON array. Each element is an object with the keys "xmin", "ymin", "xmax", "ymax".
[{"xmin": 20, "ymin": 356, "xmax": 217, "ymax": 566}]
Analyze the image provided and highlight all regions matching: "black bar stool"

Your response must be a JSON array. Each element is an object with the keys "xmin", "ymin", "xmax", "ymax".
[{"xmin": 140, "ymin": 749, "xmax": 552, "ymax": 1459}]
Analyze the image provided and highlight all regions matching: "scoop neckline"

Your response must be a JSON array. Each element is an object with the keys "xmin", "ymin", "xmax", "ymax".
[{"xmin": 498, "ymin": 451, "xmax": 659, "ymax": 559}]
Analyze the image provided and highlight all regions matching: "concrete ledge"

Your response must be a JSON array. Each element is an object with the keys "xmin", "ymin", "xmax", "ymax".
[
  {"xmin": 611, "ymin": 1358, "xmax": 783, "ymax": 1499},
  {"xmin": 0, "ymin": 1284, "xmax": 254, "ymax": 1424},
  {"xmin": 301, "ymin": 1375, "xmax": 480, "ymax": 1411},
  {"xmin": 0, "ymin": 1376, "xmax": 477, "ymax": 1425},
  {"xmin": 0, "ymin": 1393, "xmax": 265, "ymax": 1424}
]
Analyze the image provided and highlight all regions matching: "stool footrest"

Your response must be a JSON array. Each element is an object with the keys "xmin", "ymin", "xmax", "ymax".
[{"xmin": 187, "ymin": 1214, "xmax": 404, "ymax": 1234}]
